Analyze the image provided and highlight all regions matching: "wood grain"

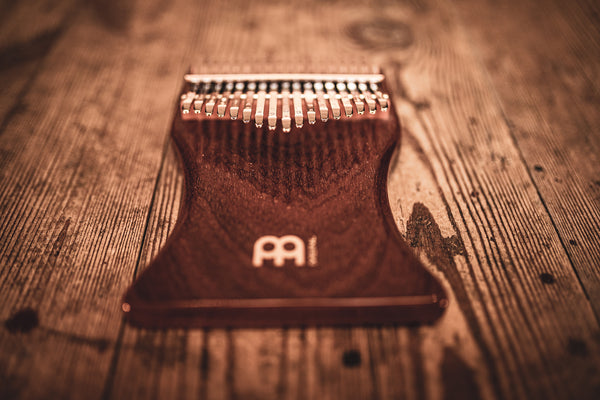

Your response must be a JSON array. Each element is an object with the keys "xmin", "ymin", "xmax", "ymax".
[
  {"xmin": 0, "ymin": 0, "xmax": 200, "ymax": 397},
  {"xmin": 0, "ymin": 0, "xmax": 77, "ymax": 138},
  {"xmin": 1, "ymin": 0, "xmax": 599, "ymax": 399},
  {"xmin": 455, "ymin": 0, "xmax": 600, "ymax": 314}
]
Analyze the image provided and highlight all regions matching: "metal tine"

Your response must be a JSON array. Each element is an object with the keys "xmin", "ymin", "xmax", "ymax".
[
  {"xmin": 303, "ymin": 82, "xmax": 317, "ymax": 124},
  {"xmin": 337, "ymin": 82, "xmax": 353, "ymax": 117},
  {"xmin": 281, "ymin": 82, "xmax": 292, "ymax": 132},
  {"xmin": 194, "ymin": 82, "xmax": 211, "ymax": 114},
  {"xmin": 180, "ymin": 72, "xmax": 390, "ymax": 128},
  {"xmin": 242, "ymin": 82, "xmax": 256, "ymax": 123},
  {"xmin": 181, "ymin": 91, "xmax": 196, "ymax": 114},
  {"xmin": 325, "ymin": 81, "xmax": 341, "ymax": 119},
  {"xmin": 292, "ymin": 81, "xmax": 304, "ymax": 128},
  {"xmin": 229, "ymin": 82, "xmax": 245, "ymax": 120},
  {"xmin": 358, "ymin": 82, "xmax": 377, "ymax": 114},
  {"xmin": 217, "ymin": 81, "xmax": 234, "ymax": 117},
  {"xmin": 370, "ymin": 82, "xmax": 389, "ymax": 111},
  {"xmin": 346, "ymin": 82, "xmax": 364, "ymax": 115},
  {"xmin": 268, "ymin": 82, "xmax": 279, "ymax": 130},
  {"xmin": 255, "ymin": 82, "xmax": 268, "ymax": 128},
  {"xmin": 313, "ymin": 82, "xmax": 329, "ymax": 122},
  {"xmin": 205, "ymin": 81, "xmax": 222, "ymax": 116}
]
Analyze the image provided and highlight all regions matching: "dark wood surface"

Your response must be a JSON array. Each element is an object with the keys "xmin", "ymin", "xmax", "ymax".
[
  {"xmin": 0, "ymin": 0, "xmax": 599, "ymax": 398},
  {"xmin": 124, "ymin": 79, "xmax": 448, "ymax": 328}
]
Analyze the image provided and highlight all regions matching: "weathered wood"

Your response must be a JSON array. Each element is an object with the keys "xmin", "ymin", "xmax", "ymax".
[
  {"xmin": 454, "ymin": 0, "xmax": 600, "ymax": 314},
  {"xmin": 0, "ymin": 0, "xmax": 200, "ymax": 398},
  {"xmin": 0, "ymin": 0, "xmax": 77, "ymax": 130},
  {"xmin": 382, "ymin": 0, "xmax": 600, "ymax": 396},
  {"xmin": 1, "ymin": 0, "xmax": 599, "ymax": 399}
]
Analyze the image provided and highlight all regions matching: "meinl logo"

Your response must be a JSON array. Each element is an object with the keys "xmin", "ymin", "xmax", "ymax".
[{"xmin": 252, "ymin": 235, "xmax": 318, "ymax": 268}]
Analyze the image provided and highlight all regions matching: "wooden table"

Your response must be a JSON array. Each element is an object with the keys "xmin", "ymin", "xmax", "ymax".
[{"xmin": 1, "ymin": 0, "xmax": 599, "ymax": 398}]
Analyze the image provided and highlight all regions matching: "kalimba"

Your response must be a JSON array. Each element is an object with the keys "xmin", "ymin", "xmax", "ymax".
[{"xmin": 122, "ymin": 66, "xmax": 448, "ymax": 328}]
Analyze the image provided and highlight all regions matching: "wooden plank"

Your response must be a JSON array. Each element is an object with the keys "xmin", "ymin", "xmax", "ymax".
[
  {"xmin": 382, "ymin": 0, "xmax": 600, "ymax": 398},
  {"xmin": 106, "ymin": 1, "xmax": 600, "ymax": 399},
  {"xmin": 454, "ymin": 0, "xmax": 600, "ymax": 315},
  {"xmin": 0, "ymin": 0, "xmax": 78, "ymax": 129},
  {"xmin": 0, "ymin": 0, "xmax": 200, "ymax": 398},
  {"xmin": 0, "ymin": 0, "xmax": 75, "ymax": 46}
]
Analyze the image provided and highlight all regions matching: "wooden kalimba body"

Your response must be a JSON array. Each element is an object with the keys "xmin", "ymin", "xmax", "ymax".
[{"xmin": 122, "ymin": 68, "xmax": 448, "ymax": 328}]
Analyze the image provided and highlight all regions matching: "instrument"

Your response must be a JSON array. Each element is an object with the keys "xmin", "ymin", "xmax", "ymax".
[{"xmin": 122, "ymin": 66, "xmax": 448, "ymax": 328}]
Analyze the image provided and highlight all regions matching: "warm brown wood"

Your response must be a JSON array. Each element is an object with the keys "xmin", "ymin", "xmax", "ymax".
[
  {"xmin": 0, "ymin": 0, "xmax": 77, "ymax": 126},
  {"xmin": 1, "ymin": 0, "xmax": 599, "ymax": 399},
  {"xmin": 454, "ymin": 0, "xmax": 600, "ymax": 314},
  {"xmin": 0, "ymin": 0, "xmax": 201, "ymax": 397},
  {"xmin": 123, "ymin": 79, "xmax": 447, "ymax": 328}
]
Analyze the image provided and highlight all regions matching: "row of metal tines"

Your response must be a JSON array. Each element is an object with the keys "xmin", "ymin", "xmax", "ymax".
[{"xmin": 180, "ymin": 80, "xmax": 389, "ymax": 132}]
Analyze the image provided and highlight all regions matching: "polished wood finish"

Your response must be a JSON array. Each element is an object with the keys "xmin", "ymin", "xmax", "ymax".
[
  {"xmin": 1, "ymin": 0, "xmax": 599, "ymax": 398},
  {"xmin": 123, "ymin": 81, "xmax": 448, "ymax": 327}
]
